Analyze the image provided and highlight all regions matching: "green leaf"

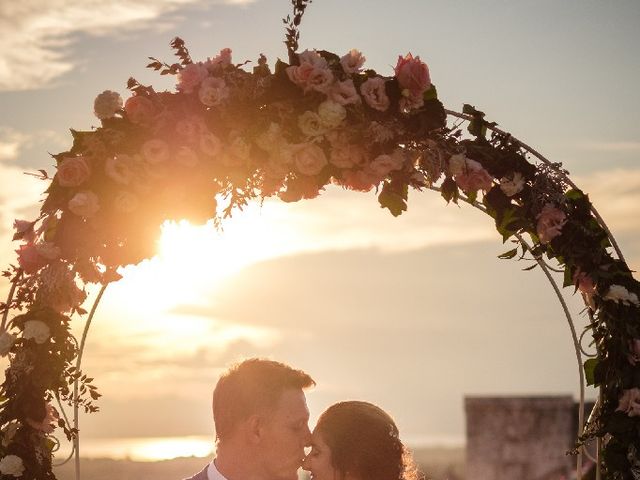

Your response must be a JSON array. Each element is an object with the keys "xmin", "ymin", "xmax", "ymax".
[
  {"xmin": 563, "ymin": 265, "xmax": 574, "ymax": 288},
  {"xmin": 498, "ymin": 248, "xmax": 518, "ymax": 260},
  {"xmin": 440, "ymin": 177, "xmax": 459, "ymax": 204},
  {"xmin": 423, "ymin": 84, "xmax": 438, "ymax": 101},
  {"xmin": 378, "ymin": 182, "xmax": 407, "ymax": 217},
  {"xmin": 522, "ymin": 263, "xmax": 538, "ymax": 271},
  {"xmin": 584, "ymin": 358, "xmax": 599, "ymax": 386},
  {"xmin": 565, "ymin": 189, "xmax": 585, "ymax": 201}
]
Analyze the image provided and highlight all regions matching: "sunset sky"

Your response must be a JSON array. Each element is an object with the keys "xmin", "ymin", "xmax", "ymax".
[{"xmin": 1, "ymin": 0, "xmax": 639, "ymax": 448}]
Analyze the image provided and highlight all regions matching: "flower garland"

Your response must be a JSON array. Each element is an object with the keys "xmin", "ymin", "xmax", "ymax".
[{"xmin": 1, "ymin": 7, "xmax": 639, "ymax": 480}]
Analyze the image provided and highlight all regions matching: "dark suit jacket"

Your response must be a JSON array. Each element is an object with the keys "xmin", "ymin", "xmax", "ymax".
[{"xmin": 183, "ymin": 464, "xmax": 209, "ymax": 480}]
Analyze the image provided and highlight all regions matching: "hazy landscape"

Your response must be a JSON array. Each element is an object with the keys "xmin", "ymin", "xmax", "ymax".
[{"xmin": 53, "ymin": 446, "xmax": 465, "ymax": 480}]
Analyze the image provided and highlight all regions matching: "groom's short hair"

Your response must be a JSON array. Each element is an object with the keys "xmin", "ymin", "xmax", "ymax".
[{"xmin": 212, "ymin": 358, "xmax": 315, "ymax": 441}]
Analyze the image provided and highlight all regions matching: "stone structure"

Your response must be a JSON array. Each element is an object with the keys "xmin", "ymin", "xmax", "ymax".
[{"xmin": 465, "ymin": 396, "xmax": 578, "ymax": 480}]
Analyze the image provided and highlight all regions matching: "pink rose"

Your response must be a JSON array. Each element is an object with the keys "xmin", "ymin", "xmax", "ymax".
[
  {"xmin": 337, "ymin": 169, "xmax": 380, "ymax": 192},
  {"xmin": 307, "ymin": 68, "xmax": 334, "ymax": 94},
  {"xmin": 68, "ymin": 191, "xmax": 100, "ymax": 218},
  {"xmin": 454, "ymin": 158, "xmax": 493, "ymax": 194},
  {"xmin": 617, "ymin": 388, "xmax": 640, "ymax": 417},
  {"xmin": 536, "ymin": 204, "xmax": 567, "ymax": 244},
  {"xmin": 330, "ymin": 144, "xmax": 368, "ymax": 169},
  {"xmin": 287, "ymin": 50, "xmax": 333, "ymax": 93},
  {"xmin": 291, "ymin": 143, "xmax": 328, "ymax": 176},
  {"xmin": 369, "ymin": 152, "xmax": 405, "ymax": 178},
  {"xmin": 573, "ymin": 270, "xmax": 596, "ymax": 310},
  {"xmin": 105, "ymin": 155, "xmax": 133, "ymax": 185},
  {"xmin": 124, "ymin": 95, "xmax": 156, "ymax": 125},
  {"xmin": 298, "ymin": 50, "xmax": 328, "ymax": 68},
  {"xmin": 360, "ymin": 77, "xmax": 390, "ymax": 112},
  {"xmin": 204, "ymin": 48, "xmax": 232, "ymax": 73},
  {"xmin": 13, "ymin": 219, "xmax": 35, "ymax": 242},
  {"xmin": 27, "ymin": 403, "xmax": 59, "ymax": 434},
  {"xmin": 286, "ymin": 63, "xmax": 315, "ymax": 88},
  {"xmin": 16, "ymin": 243, "xmax": 46, "ymax": 274},
  {"xmin": 142, "ymin": 139, "xmax": 170, "ymax": 164},
  {"xmin": 177, "ymin": 62, "xmax": 209, "ymax": 94},
  {"xmin": 56, "ymin": 156, "xmax": 91, "ymax": 187},
  {"xmin": 175, "ymin": 116, "xmax": 207, "ymax": 140},
  {"xmin": 199, "ymin": 133, "xmax": 223, "ymax": 158},
  {"xmin": 329, "ymin": 79, "xmax": 361, "ymax": 106},
  {"xmin": 340, "ymin": 49, "xmax": 366, "ymax": 74},
  {"xmin": 394, "ymin": 53, "xmax": 431, "ymax": 98}
]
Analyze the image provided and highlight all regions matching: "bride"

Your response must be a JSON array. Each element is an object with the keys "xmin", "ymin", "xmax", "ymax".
[{"xmin": 303, "ymin": 401, "xmax": 420, "ymax": 480}]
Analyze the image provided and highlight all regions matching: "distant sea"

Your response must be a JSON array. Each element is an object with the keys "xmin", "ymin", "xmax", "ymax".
[{"xmin": 55, "ymin": 434, "xmax": 465, "ymax": 462}]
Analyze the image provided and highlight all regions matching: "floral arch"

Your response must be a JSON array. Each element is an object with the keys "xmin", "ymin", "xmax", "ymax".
[{"xmin": 1, "ymin": 2, "xmax": 639, "ymax": 479}]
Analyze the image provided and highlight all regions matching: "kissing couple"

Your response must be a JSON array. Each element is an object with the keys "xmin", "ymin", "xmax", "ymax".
[{"xmin": 183, "ymin": 358, "xmax": 419, "ymax": 480}]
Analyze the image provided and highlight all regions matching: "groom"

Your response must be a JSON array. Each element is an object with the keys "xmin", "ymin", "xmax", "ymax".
[{"xmin": 184, "ymin": 358, "xmax": 315, "ymax": 480}]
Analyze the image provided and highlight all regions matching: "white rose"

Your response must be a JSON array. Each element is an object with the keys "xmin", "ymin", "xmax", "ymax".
[
  {"xmin": 114, "ymin": 191, "xmax": 139, "ymax": 213},
  {"xmin": 198, "ymin": 77, "xmax": 230, "ymax": 107},
  {"xmin": 34, "ymin": 242, "xmax": 60, "ymax": 260},
  {"xmin": 142, "ymin": 139, "xmax": 170, "ymax": 164},
  {"xmin": 298, "ymin": 111, "xmax": 327, "ymax": 137},
  {"xmin": 105, "ymin": 155, "xmax": 133, "ymax": 185},
  {"xmin": 318, "ymin": 100, "xmax": 346, "ymax": 129},
  {"xmin": 500, "ymin": 172, "xmax": 525, "ymax": 197},
  {"xmin": 175, "ymin": 146, "xmax": 199, "ymax": 167},
  {"xmin": 369, "ymin": 152, "xmax": 405, "ymax": 177},
  {"xmin": 605, "ymin": 285, "xmax": 640, "ymax": 306},
  {"xmin": 93, "ymin": 90, "xmax": 123, "ymax": 120},
  {"xmin": 200, "ymin": 133, "xmax": 223, "ymax": 157},
  {"xmin": 0, "ymin": 331, "xmax": 16, "ymax": 356},
  {"xmin": 68, "ymin": 191, "xmax": 100, "ymax": 218},
  {"xmin": 23, "ymin": 320, "xmax": 51, "ymax": 344},
  {"xmin": 0, "ymin": 455, "xmax": 25, "ymax": 477},
  {"xmin": 448, "ymin": 153, "xmax": 467, "ymax": 176}
]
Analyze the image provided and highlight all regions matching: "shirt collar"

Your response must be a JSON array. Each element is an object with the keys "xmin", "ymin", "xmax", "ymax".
[{"xmin": 207, "ymin": 460, "xmax": 229, "ymax": 480}]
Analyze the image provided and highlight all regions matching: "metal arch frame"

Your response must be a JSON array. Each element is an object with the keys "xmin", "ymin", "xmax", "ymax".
[{"xmin": 2, "ymin": 110, "xmax": 623, "ymax": 480}]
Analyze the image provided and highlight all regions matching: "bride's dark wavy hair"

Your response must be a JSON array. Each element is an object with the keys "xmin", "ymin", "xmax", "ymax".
[{"xmin": 315, "ymin": 401, "xmax": 421, "ymax": 480}]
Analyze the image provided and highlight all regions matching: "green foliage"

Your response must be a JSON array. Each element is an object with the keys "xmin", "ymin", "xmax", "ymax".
[{"xmin": 378, "ymin": 181, "xmax": 408, "ymax": 217}]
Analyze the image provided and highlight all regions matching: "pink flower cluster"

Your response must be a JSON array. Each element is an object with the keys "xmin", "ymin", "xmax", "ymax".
[{"xmin": 536, "ymin": 204, "xmax": 567, "ymax": 244}]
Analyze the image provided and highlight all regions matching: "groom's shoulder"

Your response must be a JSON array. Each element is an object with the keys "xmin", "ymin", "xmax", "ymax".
[{"xmin": 182, "ymin": 464, "xmax": 209, "ymax": 480}]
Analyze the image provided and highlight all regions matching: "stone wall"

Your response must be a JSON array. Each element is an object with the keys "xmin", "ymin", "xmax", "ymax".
[{"xmin": 465, "ymin": 396, "xmax": 576, "ymax": 480}]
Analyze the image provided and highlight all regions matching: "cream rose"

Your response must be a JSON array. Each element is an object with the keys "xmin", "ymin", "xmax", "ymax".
[
  {"xmin": 604, "ymin": 285, "xmax": 640, "ymax": 306},
  {"xmin": 105, "ymin": 155, "xmax": 133, "ymax": 185},
  {"xmin": 175, "ymin": 146, "xmax": 199, "ymax": 167},
  {"xmin": 0, "ymin": 455, "xmax": 25, "ymax": 477},
  {"xmin": 68, "ymin": 191, "xmax": 100, "ymax": 218},
  {"xmin": 500, "ymin": 172, "xmax": 525, "ymax": 197},
  {"xmin": 291, "ymin": 143, "xmax": 328, "ymax": 176},
  {"xmin": 114, "ymin": 191, "xmax": 139, "ymax": 213},
  {"xmin": 142, "ymin": 139, "xmax": 170, "ymax": 164},
  {"xmin": 0, "ymin": 331, "xmax": 16, "ymax": 356},
  {"xmin": 93, "ymin": 90, "xmax": 123, "ymax": 120},
  {"xmin": 318, "ymin": 100, "xmax": 346, "ymax": 129},
  {"xmin": 56, "ymin": 156, "xmax": 91, "ymax": 187},
  {"xmin": 360, "ymin": 77, "xmax": 390, "ymax": 112},
  {"xmin": 198, "ymin": 77, "xmax": 230, "ymax": 107},
  {"xmin": 298, "ymin": 111, "xmax": 327, "ymax": 137},
  {"xmin": 23, "ymin": 320, "xmax": 51, "ymax": 344}
]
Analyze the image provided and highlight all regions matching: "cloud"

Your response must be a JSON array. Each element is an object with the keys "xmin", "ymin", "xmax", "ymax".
[
  {"xmin": 0, "ymin": 128, "xmax": 30, "ymax": 162},
  {"xmin": 0, "ymin": 0, "xmax": 256, "ymax": 92}
]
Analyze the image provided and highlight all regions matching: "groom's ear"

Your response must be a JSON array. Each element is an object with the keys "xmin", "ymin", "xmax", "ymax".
[{"xmin": 246, "ymin": 414, "xmax": 264, "ymax": 444}]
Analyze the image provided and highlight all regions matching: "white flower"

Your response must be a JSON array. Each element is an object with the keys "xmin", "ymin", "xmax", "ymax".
[
  {"xmin": 0, "ymin": 455, "xmax": 25, "ymax": 477},
  {"xmin": 317, "ymin": 100, "xmax": 346, "ymax": 129},
  {"xmin": 200, "ymin": 133, "xmax": 223, "ymax": 157},
  {"xmin": 198, "ymin": 77, "xmax": 230, "ymax": 107},
  {"xmin": 298, "ymin": 111, "xmax": 327, "ymax": 137},
  {"xmin": 0, "ymin": 331, "xmax": 16, "ymax": 356},
  {"xmin": 105, "ymin": 155, "xmax": 133, "ymax": 185},
  {"xmin": 114, "ymin": 191, "xmax": 139, "ymax": 213},
  {"xmin": 604, "ymin": 285, "xmax": 640, "ymax": 306},
  {"xmin": 448, "ymin": 153, "xmax": 467, "ymax": 176},
  {"xmin": 35, "ymin": 242, "xmax": 61, "ymax": 260},
  {"xmin": 68, "ymin": 191, "xmax": 100, "ymax": 218},
  {"xmin": 93, "ymin": 90, "xmax": 123, "ymax": 120},
  {"xmin": 23, "ymin": 320, "xmax": 51, "ymax": 344},
  {"xmin": 142, "ymin": 139, "xmax": 170, "ymax": 164},
  {"xmin": 500, "ymin": 172, "xmax": 525, "ymax": 197},
  {"xmin": 175, "ymin": 146, "xmax": 199, "ymax": 167}
]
